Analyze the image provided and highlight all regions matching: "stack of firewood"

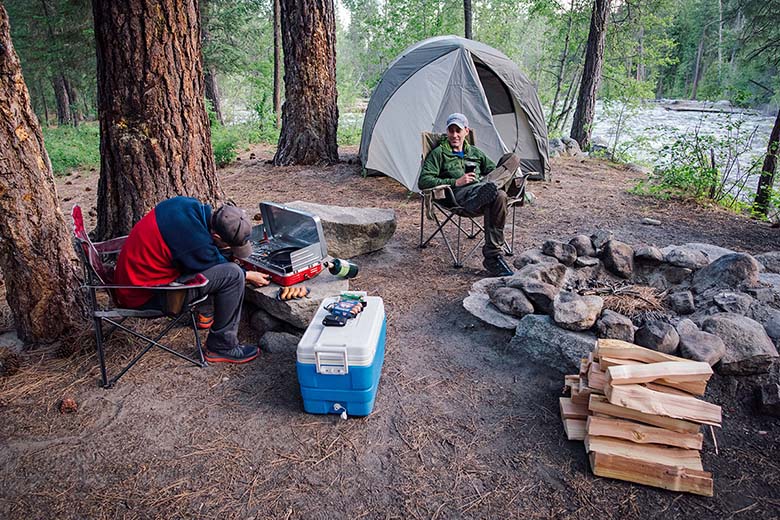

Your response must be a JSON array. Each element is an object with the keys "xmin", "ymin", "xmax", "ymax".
[{"xmin": 560, "ymin": 338, "xmax": 721, "ymax": 497}]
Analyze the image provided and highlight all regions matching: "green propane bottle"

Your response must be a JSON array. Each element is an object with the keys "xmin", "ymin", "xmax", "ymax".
[{"xmin": 325, "ymin": 258, "xmax": 359, "ymax": 279}]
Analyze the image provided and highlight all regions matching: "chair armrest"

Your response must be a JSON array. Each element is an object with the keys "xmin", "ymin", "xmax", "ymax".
[
  {"xmin": 421, "ymin": 184, "xmax": 455, "ymax": 201},
  {"xmin": 85, "ymin": 274, "xmax": 209, "ymax": 291},
  {"xmin": 93, "ymin": 236, "xmax": 128, "ymax": 255}
]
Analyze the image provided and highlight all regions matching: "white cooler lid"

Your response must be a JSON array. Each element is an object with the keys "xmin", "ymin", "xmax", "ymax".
[{"xmin": 297, "ymin": 296, "xmax": 385, "ymax": 370}]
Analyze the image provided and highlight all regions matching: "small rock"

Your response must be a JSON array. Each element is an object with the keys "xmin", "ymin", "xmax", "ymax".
[
  {"xmin": 601, "ymin": 240, "xmax": 634, "ymax": 279},
  {"xmin": 488, "ymin": 287, "xmax": 535, "ymax": 317},
  {"xmin": 259, "ymin": 331, "xmax": 301, "ymax": 354},
  {"xmin": 664, "ymin": 247, "xmax": 710, "ymax": 269},
  {"xmin": 692, "ymin": 253, "xmax": 761, "ymax": 294},
  {"xmin": 748, "ymin": 303, "xmax": 780, "ymax": 343},
  {"xmin": 512, "ymin": 248, "xmax": 559, "ymax": 270},
  {"xmin": 668, "ymin": 291, "xmax": 695, "ymax": 314},
  {"xmin": 759, "ymin": 383, "xmax": 780, "ymax": 417},
  {"xmin": 676, "ymin": 318, "xmax": 700, "ymax": 336},
  {"xmin": 635, "ymin": 246, "xmax": 664, "ymax": 263},
  {"xmin": 635, "ymin": 320, "xmax": 680, "ymax": 354},
  {"xmin": 702, "ymin": 313, "xmax": 779, "ymax": 375},
  {"xmin": 506, "ymin": 262, "xmax": 567, "ymax": 288},
  {"xmin": 575, "ymin": 256, "xmax": 600, "ymax": 268},
  {"xmin": 516, "ymin": 279, "xmax": 560, "ymax": 315},
  {"xmin": 569, "ymin": 235, "xmax": 596, "ymax": 257},
  {"xmin": 463, "ymin": 278, "xmax": 520, "ymax": 330},
  {"xmin": 661, "ymin": 265, "xmax": 693, "ymax": 285},
  {"xmin": 754, "ymin": 251, "xmax": 780, "ymax": 273},
  {"xmin": 590, "ymin": 230, "xmax": 614, "ymax": 250},
  {"xmin": 713, "ymin": 292, "xmax": 753, "ymax": 315},
  {"xmin": 595, "ymin": 310, "xmax": 635, "ymax": 342},
  {"xmin": 553, "ymin": 291, "xmax": 604, "ymax": 331},
  {"xmin": 59, "ymin": 397, "xmax": 78, "ymax": 414},
  {"xmin": 678, "ymin": 331, "xmax": 726, "ymax": 366},
  {"xmin": 641, "ymin": 217, "xmax": 661, "ymax": 226},
  {"xmin": 510, "ymin": 315, "xmax": 597, "ymax": 373},
  {"xmin": 542, "ymin": 240, "xmax": 577, "ymax": 265}
]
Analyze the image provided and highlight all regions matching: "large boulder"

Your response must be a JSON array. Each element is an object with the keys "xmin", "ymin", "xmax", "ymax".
[
  {"xmin": 286, "ymin": 201, "xmax": 396, "ymax": 259},
  {"xmin": 553, "ymin": 291, "xmax": 603, "ymax": 331},
  {"xmin": 713, "ymin": 291, "xmax": 753, "ymax": 315},
  {"xmin": 635, "ymin": 245, "xmax": 664, "ymax": 263},
  {"xmin": 691, "ymin": 253, "xmax": 761, "ymax": 294},
  {"xmin": 590, "ymin": 230, "xmax": 614, "ymax": 250},
  {"xmin": 561, "ymin": 136, "xmax": 582, "ymax": 157},
  {"xmin": 595, "ymin": 310, "xmax": 635, "ymax": 342},
  {"xmin": 569, "ymin": 235, "xmax": 596, "ymax": 257},
  {"xmin": 507, "ymin": 262, "xmax": 567, "ymax": 288},
  {"xmin": 676, "ymin": 318, "xmax": 700, "ymax": 336},
  {"xmin": 661, "ymin": 243, "xmax": 735, "ymax": 264},
  {"xmin": 678, "ymin": 330, "xmax": 726, "ymax": 366},
  {"xmin": 463, "ymin": 278, "xmax": 521, "ymax": 330},
  {"xmin": 488, "ymin": 286, "xmax": 535, "ymax": 317},
  {"xmin": 749, "ymin": 304, "xmax": 780, "ymax": 344},
  {"xmin": 755, "ymin": 251, "xmax": 780, "ymax": 273},
  {"xmin": 542, "ymin": 240, "xmax": 577, "ymax": 265},
  {"xmin": 260, "ymin": 331, "xmax": 301, "ymax": 354},
  {"xmin": 663, "ymin": 246, "xmax": 710, "ymax": 269},
  {"xmin": 759, "ymin": 383, "xmax": 780, "ymax": 417},
  {"xmin": 634, "ymin": 321, "xmax": 680, "ymax": 354},
  {"xmin": 244, "ymin": 272, "xmax": 349, "ymax": 329},
  {"xmin": 513, "ymin": 248, "xmax": 559, "ymax": 270},
  {"xmin": 510, "ymin": 314, "xmax": 597, "ymax": 373},
  {"xmin": 701, "ymin": 313, "xmax": 779, "ymax": 375},
  {"xmin": 248, "ymin": 307, "xmax": 284, "ymax": 336},
  {"xmin": 513, "ymin": 279, "xmax": 559, "ymax": 315},
  {"xmin": 668, "ymin": 291, "xmax": 695, "ymax": 314},
  {"xmin": 601, "ymin": 240, "xmax": 634, "ymax": 279}
]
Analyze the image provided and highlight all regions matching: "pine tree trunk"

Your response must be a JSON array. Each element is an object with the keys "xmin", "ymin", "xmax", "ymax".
[
  {"xmin": 464, "ymin": 0, "xmax": 473, "ymax": 39},
  {"xmin": 51, "ymin": 74, "xmax": 71, "ymax": 126},
  {"xmin": 548, "ymin": 0, "xmax": 574, "ymax": 130},
  {"xmin": 92, "ymin": 0, "xmax": 222, "ymax": 240},
  {"xmin": 691, "ymin": 34, "xmax": 705, "ymax": 100},
  {"xmin": 754, "ymin": 109, "xmax": 780, "ymax": 215},
  {"xmin": 63, "ymin": 77, "xmax": 81, "ymax": 127},
  {"xmin": 0, "ymin": 5, "xmax": 85, "ymax": 343},
  {"xmin": 204, "ymin": 68, "xmax": 224, "ymax": 125},
  {"xmin": 274, "ymin": 0, "xmax": 338, "ymax": 166},
  {"xmin": 273, "ymin": 0, "xmax": 282, "ymax": 128},
  {"xmin": 571, "ymin": 0, "xmax": 611, "ymax": 151}
]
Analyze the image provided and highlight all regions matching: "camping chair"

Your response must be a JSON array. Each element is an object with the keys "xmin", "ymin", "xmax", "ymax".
[
  {"xmin": 418, "ymin": 132, "xmax": 527, "ymax": 267},
  {"xmin": 71, "ymin": 205, "xmax": 210, "ymax": 388}
]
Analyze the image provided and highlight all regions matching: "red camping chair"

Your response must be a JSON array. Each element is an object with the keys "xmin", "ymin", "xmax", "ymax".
[{"xmin": 71, "ymin": 205, "xmax": 209, "ymax": 388}]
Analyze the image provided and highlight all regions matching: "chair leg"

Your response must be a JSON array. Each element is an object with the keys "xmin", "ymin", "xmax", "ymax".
[
  {"xmin": 191, "ymin": 310, "xmax": 207, "ymax": 366},
  {"xmin": 93, "ymin": 317, "xmax": 110, "ymax": 389},
  {"xmin": 419, "ymin": 198, "xmax": 426, "ymax": 248}
]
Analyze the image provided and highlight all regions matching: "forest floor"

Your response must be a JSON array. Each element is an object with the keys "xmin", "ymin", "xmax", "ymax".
[{"xmin": 1, "ymin": 147, "xmax": 779, "ymax": 519}]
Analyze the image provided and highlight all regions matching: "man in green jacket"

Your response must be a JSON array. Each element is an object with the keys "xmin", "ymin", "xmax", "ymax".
[{"xmin": 419, "ymin": 113, "xmax": 521, "ymax": 277}]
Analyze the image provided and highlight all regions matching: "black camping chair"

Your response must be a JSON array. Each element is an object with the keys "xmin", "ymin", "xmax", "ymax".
[
  {"xmin": 71, "ymin": 205, "xmax": 210, "ymax": 388},
  {"xmin": 418, "ymin": 132, "xmax": 527, "ymax": 267}
]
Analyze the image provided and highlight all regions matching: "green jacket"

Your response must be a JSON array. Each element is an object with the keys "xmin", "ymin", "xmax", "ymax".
[{"xmin": 418, "ymin": 138, "xmax": 496, "ymax": 190}]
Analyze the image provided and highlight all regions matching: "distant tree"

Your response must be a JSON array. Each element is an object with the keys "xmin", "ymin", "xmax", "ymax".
[
  {"xmin": 92, "ymin": 0, "xmax": 222, "ymax": 239},
  {"xmin": 273, "ymin": 0, "xmax": 282, "ymax": 128},
  {"xmin": 754, "ymin": 109, "xmax": 780, "ymax": 216},
  {"xmin": 201, "ymin": 0, "xmax": 225, "ymax": 125},
  {"xmin": 464, "ymin": 0, "xmax": 473, "ymax": 39},
  {"xmin": 274, "ymin": 0, "xmax": 338, "ymax": 165},
  {"xmin": 0, "ymin": 5, "xmax": 85, "ymax": 343},
  {"xmin": 571, "ymin": 0, "xmax": 611, "ymax": 150}
]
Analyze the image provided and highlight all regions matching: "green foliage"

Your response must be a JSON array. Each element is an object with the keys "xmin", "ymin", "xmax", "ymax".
[
  {"xmin": 41, "ymin": 123, "xmax": 100, "ymax": 176},
  {"xmin": 630, "ymin": 117, "xmax": 767, "ymax": 212},
  {"xmin": 211, "ymin": 132, "xmax": 238, "ymax": 167}
]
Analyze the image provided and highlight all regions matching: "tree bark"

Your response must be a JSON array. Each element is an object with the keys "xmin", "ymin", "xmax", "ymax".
[
  {"xmin": 690, "ymin": 33, "xmax": 705, "ymax": 100},
  {"xmin": 273, "ymin": 0, "xmax": 282, "ymax": 128},
  {"xmin": 549, "ymin": 0, "xmax": 574, "ymax": 130},
  {"xmin": 63, "ymin": 77, "xmax": 81, "ymax": 126},
  {"xmin": 200, "ymin": 0, "xmax": 224, "ymax": 125},
  {"xmin": 571, "ymin": 0, "xmax": 611, "ymax": 151},
  {"xmin": 92, "ymin": 0, "xmax": 222, "ymax": 240},
  {"xmin": 464, "ymin": 0, "xmax": 473, "ymax": 39},
  {"xmin": 273, "ymin": 0, "xmax": 339, "ymax": 165},
  {"xmin": 0, "ymin": 5, "xmax": 85, "ymax": 343},
  {"xmin": 754, "ymin": 109, "xmax": 780, "ymax": 215},
  {"xmin": 51, "ymin": 74, "xmax": 71, "ymax": 126}
]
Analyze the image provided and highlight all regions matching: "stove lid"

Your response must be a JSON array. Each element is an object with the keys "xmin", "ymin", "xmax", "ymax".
[{"xmin": 253, "ymin": 202, "xmax": 328, "ymax": 259}]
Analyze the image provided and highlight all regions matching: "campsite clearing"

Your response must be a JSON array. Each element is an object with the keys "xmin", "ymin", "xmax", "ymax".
[{"xmin": 0, "ymin": 150, "xmax": 778, "ymax": 518}]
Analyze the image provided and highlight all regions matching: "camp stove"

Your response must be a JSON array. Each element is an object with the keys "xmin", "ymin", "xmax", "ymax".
[{"xmin": 239, "ymin": 202, "xmax": 328, "ymax": 286}]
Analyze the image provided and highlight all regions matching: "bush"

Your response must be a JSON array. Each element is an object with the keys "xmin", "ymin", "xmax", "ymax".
[
  {"xmin": 212, "ymin": 134, "xmax": 238, "ymax": 167},
  {"xmin": 42, "ymin": 123, "xmax": 100, "ymax": 176}
]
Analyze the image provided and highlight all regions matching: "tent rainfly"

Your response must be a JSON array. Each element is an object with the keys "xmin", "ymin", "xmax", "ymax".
[{"xmin": 359, "ymin": 35, "xmax": 551, "ymax": 192}]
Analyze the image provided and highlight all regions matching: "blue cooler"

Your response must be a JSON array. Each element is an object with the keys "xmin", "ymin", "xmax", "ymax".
[{"xmin": 296, "ymin": 296, "xmax": 385, "ymax": 416}]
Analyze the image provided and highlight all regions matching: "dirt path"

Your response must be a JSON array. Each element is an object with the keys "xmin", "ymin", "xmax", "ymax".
[{"xmin": 1, "ymin": 149, "xmax": 778, "ymax": 519}]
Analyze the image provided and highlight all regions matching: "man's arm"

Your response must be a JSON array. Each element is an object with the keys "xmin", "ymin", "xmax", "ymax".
[{"xmin": 418, "ymin": 147, "xmax": 454, "ymax": 190}]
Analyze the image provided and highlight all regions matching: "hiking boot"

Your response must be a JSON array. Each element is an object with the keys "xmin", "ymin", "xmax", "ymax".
[
  {"xmin": 483, "ymin": 255, "xmax": 513, "ymax": 277},
  {"xmin": 462, "ymin": 182, "xmax": 498, "ymax": 214},
  {"xmin": 204, "ymin": 344, "xmax": 259, "ymax": 364},
  {"xmin": 197, "ymin": 311, "xmax": 214, "ymax": 330}
]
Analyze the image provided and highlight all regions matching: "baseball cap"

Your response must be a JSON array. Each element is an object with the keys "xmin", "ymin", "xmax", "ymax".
[
  {"xmin": 446, "ymin": 113, "xmax": 469, "ymax": 129},
  {"xmin": 212, "ymin": 205, "xmax": 253, "ymax": 259}
]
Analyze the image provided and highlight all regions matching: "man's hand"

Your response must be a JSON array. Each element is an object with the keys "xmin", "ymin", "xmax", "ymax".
[
  {"xmin": 245, "ymin": 270, "xmax": 271, "ymax": 287},
  {"xmin": 455, "ymin": 173, "xmax": 477, "ymax": 187}
]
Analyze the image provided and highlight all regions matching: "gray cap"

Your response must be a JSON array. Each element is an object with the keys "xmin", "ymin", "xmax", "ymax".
[
  {"xmin": 212, "ymin": 205, "xmax": 253, "ymax": 259},
  {"xmin": 446, "ymin": 112, "xmax": 469, "ymax": 129}
]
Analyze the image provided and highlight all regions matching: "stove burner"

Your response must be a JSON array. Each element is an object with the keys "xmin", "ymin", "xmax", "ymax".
[{"xmin": 267, "ymin": 247, "xmax": 298, "ymax": 265}]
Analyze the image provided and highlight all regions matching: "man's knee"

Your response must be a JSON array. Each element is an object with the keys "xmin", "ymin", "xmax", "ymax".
[{"xmin": 495, "ymin": 190, "xmax": 507, "ymax": 205}]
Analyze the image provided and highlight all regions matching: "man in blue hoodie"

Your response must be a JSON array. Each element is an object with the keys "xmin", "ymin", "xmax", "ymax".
[
  {"xmin": 419, "ymin": 113, "xmax": 521, "ymax": 277},
  {"xmin": 115, "ymin": 196, "xmax": 270, "ymax": 364}
]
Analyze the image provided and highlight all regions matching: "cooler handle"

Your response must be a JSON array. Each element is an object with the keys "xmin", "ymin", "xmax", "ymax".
[{"xmin": 314, "ymin": 348, "xmax": 349, "ymax": 375}]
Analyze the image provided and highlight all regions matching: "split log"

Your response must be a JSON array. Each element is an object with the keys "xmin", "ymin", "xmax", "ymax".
[
  {"xmin": 586, "ymin": 415, "xmax": 703, "ymax": 450},
  {"xmin": 605, "ymin": 383, "xmax": 722, "ymax": 426},
  {"xmin": 584, "ymin": 435, "xmax": 703, "ymax": 470},
  {"xmin": 597, "ymin": 339, "xmax": 688, "ymax": 364},
  {"xmin": 589, "ymin": 452, "xmax": 713, "ymax": 496},
  {"xmin": 589, "ymin": 395, "xmax": 701, "ymax": 434},
  {"xmin": 560, "ymin": 397, "xmax": 588, "ymax": 420},
  {"xmin": 564, "ymin": 418, "xmax": 586, "ymax": 440},
  {"xmin": 607, "ymin": 361, "xmax": 711, "ymax": 395}
]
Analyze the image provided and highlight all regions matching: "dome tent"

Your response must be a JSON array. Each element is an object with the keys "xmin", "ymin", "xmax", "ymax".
[{"xmin": 359, "ymin": 35, "xmax": 550, "ymax": 192}]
